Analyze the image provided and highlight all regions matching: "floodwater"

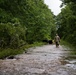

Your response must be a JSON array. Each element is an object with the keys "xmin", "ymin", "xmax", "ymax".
[{"xmin": 0, "ymin": 45, "xmax": 76, "ymax": 75}]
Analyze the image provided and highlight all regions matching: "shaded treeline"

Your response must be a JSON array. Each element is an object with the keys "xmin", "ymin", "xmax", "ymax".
[
  {"xmin": 56, "ymin": 0, "xmax": 76, "ymax": 46},
  {"xmin": 0, "ymin": 0, "xmax": 56, "ymax": 48}
]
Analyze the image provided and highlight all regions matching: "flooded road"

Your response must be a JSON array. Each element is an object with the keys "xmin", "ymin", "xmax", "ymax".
[{"xmin": 0, "ymin": 45, "xmax": 76, "ymax": 75}]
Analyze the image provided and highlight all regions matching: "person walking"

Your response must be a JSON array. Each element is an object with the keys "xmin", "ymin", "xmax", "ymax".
[{"xmin": 54, "ymin": 34, "xmax": 60, "ymax": 48}]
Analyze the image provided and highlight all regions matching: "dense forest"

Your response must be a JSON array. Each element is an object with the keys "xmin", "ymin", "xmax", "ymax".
[
  {"xmin": 0, "ymin": 0, "xmax": 56, "ymax": 49},
  {"xmin": 56, "ymin": 0, "xmax": 76, "ymax": 46},
  {"xmin": 0, "ymin": 0, "xmax": 76, "ymax": 50}
]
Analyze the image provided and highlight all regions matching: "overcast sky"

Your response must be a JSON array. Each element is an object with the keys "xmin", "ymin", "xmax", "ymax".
[{"xmin": 44, "ymin": 0, "xmax": 62, "ymax": 15}]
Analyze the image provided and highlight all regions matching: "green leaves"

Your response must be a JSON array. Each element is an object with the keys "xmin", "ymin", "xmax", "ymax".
[
  {"xmin": 0, "ymin": 20, "xmax": 26, "ymax": 48},
  {"xmin": 57, "ymin": 0, "xmax": 76, "ymax": 45},
  {"xmin": 0, "ymin": 0, "xmax": 56, "ymax": 48}
]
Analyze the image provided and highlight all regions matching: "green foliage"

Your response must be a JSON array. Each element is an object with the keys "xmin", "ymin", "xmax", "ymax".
[
  {"xmin": 0, "ymin": 0, "xmax": 57, "ymax": 59},
  {"xmin": 56, "ymin": 0, "xmax": 76, "ymax": 45},
  {"xmin": 0, "ymin": 47, "xmax": 25, "ymax": 59},
  {"xmin": 24, "ymin": 0, "xmax": 56, "ymax": 43},
  {"xmin": 0, "ymin": 42, "xmax": 45, "ymax": 59},
  {"xmin": 0, "ymin": 0, "xmax": 56, "ymax": 48},
  {"xmin": 0, "ymin": 20, "xmax": 26, "ymax": 48},
  {"xmin": 60, "ymin": 40, "xmax": 76, "ymax": 50}
]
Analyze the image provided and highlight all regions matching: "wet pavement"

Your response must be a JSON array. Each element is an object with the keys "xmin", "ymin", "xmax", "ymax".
[{"xmin": 0, "ymin": 45, "xmax": 76, "ymax": 75}]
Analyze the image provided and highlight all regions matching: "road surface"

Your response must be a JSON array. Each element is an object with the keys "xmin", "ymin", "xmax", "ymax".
[{"xmin": 0, "ymin": 45, "xmax": 76, "ymax": 75}]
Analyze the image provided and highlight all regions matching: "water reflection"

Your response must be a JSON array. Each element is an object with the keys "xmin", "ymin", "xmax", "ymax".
[{"xmin": 60, "ymin": 49, "xmax": 76, "ymax": 71}]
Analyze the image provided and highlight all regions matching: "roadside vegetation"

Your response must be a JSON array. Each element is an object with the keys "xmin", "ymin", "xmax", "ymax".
[
  {"xmin": 56, "ymin": 0, "xmax": 76, "ymax": 46},
  {"xmin": 0, "ymin": 0, "xmax": 76, "ymax": 59},
  {"xmin": 60, "ymin": 40, "xmax": 76, "ymax": 51},
  {"xmin": 0, "ymin": 42, "xmax": 45, "ymax": 59},
  {"xmin": 0, "ymin": 0, "xmax": 56, "ymax": 59}
]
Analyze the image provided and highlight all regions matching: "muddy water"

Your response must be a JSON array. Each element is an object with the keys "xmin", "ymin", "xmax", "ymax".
[{"xmin": 0, "ymin": 45, "xmax": 76, "ymax": 75}]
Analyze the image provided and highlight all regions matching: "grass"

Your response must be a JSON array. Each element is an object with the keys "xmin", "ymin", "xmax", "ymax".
[
  {"xmin": 60, "ymin": 40, "xmax": 76, "ymax": 55},
  {"xmin": 60, "ymin": 40, "xmax": 76, "ymax": 50},
  {"xmin": 0, "ymin": 42, "xmax": 44, "ymax": 59}
]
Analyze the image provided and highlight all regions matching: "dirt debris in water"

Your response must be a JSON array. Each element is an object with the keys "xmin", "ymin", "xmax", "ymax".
[{"xmin": 0, "ymin": 45, "xmax": 76, "ymax": 75}]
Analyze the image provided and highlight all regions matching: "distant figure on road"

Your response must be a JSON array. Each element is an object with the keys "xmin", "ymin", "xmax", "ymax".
[{"xmin": 54, "ymin": 34, "xmax": 60, "ymax": 48}]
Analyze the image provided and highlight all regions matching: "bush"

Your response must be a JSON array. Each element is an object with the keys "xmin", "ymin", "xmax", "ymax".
[{"xmin": 0, "ymin": 19, "xmax": 26, "ymax": 48}]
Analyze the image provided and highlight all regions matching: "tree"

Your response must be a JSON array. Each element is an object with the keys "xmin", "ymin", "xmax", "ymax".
[
  {"xmin": 56, "ymin": 0, "xmax": 76, "ymax": 45},
  {"xmin": 0, "ymin": 0, "xmax": 56, "ymax": 48}
]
